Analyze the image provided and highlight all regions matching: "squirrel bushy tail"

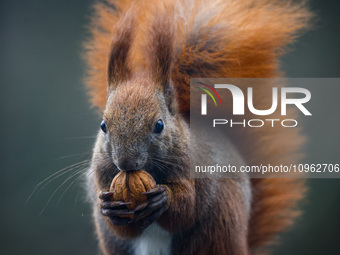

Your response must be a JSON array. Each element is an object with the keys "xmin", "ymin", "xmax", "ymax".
[{"xmin": 84, "ymin": 0, "xmax": 312, "ymax": 253}]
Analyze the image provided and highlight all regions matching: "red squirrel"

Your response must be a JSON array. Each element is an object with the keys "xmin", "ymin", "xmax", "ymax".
[{"xmin": 84, "ymin": 0, "xmax": 312, "ymax": 254}]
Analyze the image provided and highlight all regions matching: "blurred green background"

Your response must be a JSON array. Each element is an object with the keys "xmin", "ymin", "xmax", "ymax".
[{"xmin": 1, "ymin": 0, "xmax": 339, "ymax": 254}]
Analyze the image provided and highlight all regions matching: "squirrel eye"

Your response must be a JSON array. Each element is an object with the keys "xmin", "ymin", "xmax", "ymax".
[
  {"xmin": 100, "ymin": 120, "xmax": 107, "ymax": 133},
  {"xmin": 154, "ymin": 119, "xmax": 164, "ymax": 134}
]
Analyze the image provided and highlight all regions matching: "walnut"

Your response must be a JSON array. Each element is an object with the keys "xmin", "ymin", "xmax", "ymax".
[{"xmin": 110, "ymin": 170, "xmax": 156, "ymax": 217}]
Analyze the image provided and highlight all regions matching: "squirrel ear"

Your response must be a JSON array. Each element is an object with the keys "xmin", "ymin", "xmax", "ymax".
[
  {"xmin": 146, "ymin": 9, "xmax": 175, "ymax": 112},
  {"xmin": 107, "ymin": 8, "xmax": 136, "ymax": 89},
  {"xmin": 146, "ymin": 9, "xmax": 174, "ymax": 91}
]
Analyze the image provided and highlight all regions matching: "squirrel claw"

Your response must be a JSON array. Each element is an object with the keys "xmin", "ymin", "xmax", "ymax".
[
  {"xmin": 99, "ymin": 191, "xmax": 114, "ymax": 201},
  {"xmin": 119, "ymin": 211, "xmax": 134, "ymax": 216},
  {"xmin": 118, "ymin": 202, "xmax": 133, "ymax": 206},
  {"xmin": 101, "ymin": 201, "xmax": 128, "ymax": 209},
  {"xmin": 142, "ymin": 185, "xmax": 166, "ymax": 196}
]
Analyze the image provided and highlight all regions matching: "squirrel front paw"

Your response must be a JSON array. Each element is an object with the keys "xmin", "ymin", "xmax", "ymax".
[
  {"xmin": 99, "ymin": 191, "xmax": 134, "ymax": 226},
  {"xmin": 133, "ymin": 185, "xmax": 170, "ymax": 229},
  {"xmin": 99, "ymin": 185, "xmax": 170, "ymax": 229}
]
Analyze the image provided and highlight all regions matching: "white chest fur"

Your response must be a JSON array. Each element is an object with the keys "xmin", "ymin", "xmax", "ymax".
[{"xmin": 132, "ymin": 223, "xmax": 172, "ymax": 255}]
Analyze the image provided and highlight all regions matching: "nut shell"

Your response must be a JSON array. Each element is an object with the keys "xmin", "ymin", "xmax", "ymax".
[{"xmin": 109, "ymin": 170, "xmax": 156, "ymax": 214}]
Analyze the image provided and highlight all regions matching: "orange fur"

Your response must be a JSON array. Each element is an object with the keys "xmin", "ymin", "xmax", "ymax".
[{"xmin": 84, "ymin": 0, "xmax": 312, "ymax": 253}]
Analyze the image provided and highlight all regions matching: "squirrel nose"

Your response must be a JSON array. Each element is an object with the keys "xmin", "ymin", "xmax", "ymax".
[{"xmin": 117, "ymin": 158, "xmax": 143, "ymax": 171}]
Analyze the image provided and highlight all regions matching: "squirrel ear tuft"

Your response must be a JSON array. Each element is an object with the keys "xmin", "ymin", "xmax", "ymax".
[{"xmin": 107, "ymin": 8, "xmax": 136, "ymax": 89}]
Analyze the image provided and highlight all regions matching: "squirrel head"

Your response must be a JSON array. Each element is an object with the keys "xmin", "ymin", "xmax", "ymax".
[
  {"xmin": 102, "ymin": 74, "xmax": 178, "ymax": 172},
  {"xmin": 100, "ymin": 10, "xmax": 180, "ymax": 172}
]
